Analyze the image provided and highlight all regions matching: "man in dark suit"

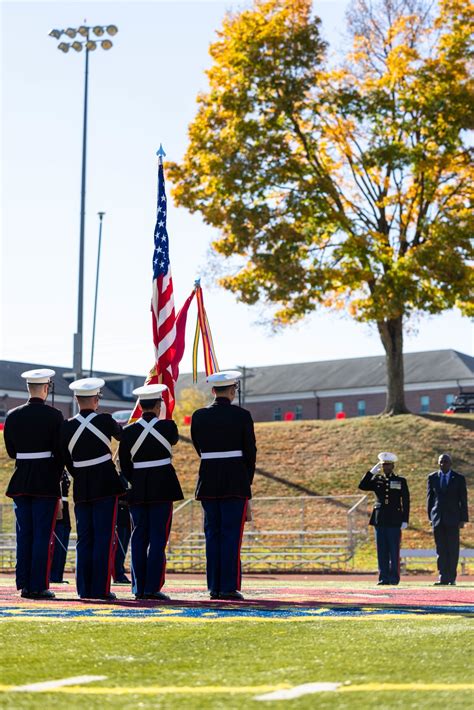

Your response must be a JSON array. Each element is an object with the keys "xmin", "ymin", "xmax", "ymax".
[
  {"xmin": 4, "ymin": 368, "xmax": 63, "ymax": 599},
  {"xmin": 359, "ymin": 452, "xmax": 410, "ymax": 585},
  {"xmin": 191, "ymin": 370, "xmax": 257, "ymax": 601},
  {"xmin": 119, "ymin": 384, "xmax": 182, "ymax": 601},
  {"xmin": 427, "ymin": 453, "xmax": 469, "ymax": 585},
  {"xmin": 62, "ymin": 377, "xmax": 125, "ymax": 600}
]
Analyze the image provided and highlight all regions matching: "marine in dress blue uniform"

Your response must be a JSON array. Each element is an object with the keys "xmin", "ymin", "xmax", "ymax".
[
  {"xmin": 118, "ymin": 384, "xmax": 183, "ymax": 600},
  {"xmin": 50, "ymin": 470, "xmax": 72, "ymax": 583},
  {"xmin": 62, "ymin": 378, "xmax": 125, "ymax": 600},
  {"xmin": 4, "ymin": 368, "xmax": 63, "ymax": 599},
  {"xmin": 427, "ymin": 453, "xmax": 469, "ymax": 585},
  {"xmin": 191, "ymin": 370, "xmax": 257, "ymax": 600},
  {"xmin": 359, "ymin": 452, "xmax": 410, "ymax": 585}
]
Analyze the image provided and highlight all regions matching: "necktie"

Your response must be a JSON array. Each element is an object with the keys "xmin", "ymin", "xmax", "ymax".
[{"xmin": 441, "ymin": 473, "xmax": 448, "ymax": 491}]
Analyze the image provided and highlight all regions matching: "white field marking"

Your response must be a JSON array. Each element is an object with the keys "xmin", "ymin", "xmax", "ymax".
[
  {"xmin": 255, "ymin": 682, "xmax": 341, "ymax": 700},
  {"xmin": 12, "ymin": 676, "xmax": 107, "ymax": 692}
]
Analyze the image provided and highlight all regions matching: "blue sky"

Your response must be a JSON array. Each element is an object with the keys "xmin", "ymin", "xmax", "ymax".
[{"xmin": 1, "ymin": 0, "xmax": 472, "ymax": 377}]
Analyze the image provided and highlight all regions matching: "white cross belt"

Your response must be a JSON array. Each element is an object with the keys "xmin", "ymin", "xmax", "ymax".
[
  {"xmin": 133, "ymin": 458, "xmax": 172, "ymax": 469},
  {"xmin": 16, "ymin": 451, "xmax": 53, "ymax": 460},
  {"xmin": 73, "ymin": 453, "xmax": 112, "ymax": 468},
  {"xmin": 200, "ymin": 450, "xmax": 243, "ymax": 460}
]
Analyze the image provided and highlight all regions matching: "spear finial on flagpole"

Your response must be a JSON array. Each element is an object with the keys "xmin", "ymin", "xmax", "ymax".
[
  {"xmin": 194, "ymin": 278, "xmax": 201, "ymax": 291},
  {"xmin": 156, "ymin": 143, "xmax": 166, "ymax": 165}
]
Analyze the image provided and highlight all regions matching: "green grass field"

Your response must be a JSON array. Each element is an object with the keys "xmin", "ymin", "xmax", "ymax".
[{"xmin": 1, "ymin": 610, "xmax": 472, "ymax": 709}]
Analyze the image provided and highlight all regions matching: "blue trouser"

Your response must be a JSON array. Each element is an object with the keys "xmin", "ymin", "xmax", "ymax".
[
  {"xmin": 13, "ymin": 496, "xmax": 59, "ymax": 592},
  {"xmin": 75, "ymin": 496, "xmax": 118, "ymax": 598},
  {"xmin": 113, "ymin": 522, "xmax": 131, "ymax": 581},
  {"xmin": 375, "ymin": 526, "xmax": 401, "ymax": 583},
  {"xmin": 433, "ymin": 524, "xmax": 460, "ymax": 583},
  {"xmin": 201, "ymin": 498, "xmax": 248, "ymax": 594},
  {"xmin": 130, "ymin": 502, "xmax": 173, "ymax": 596},
  {"xmin": 50, "ymin": 520, "xmax": 71, "ymax": 582}
]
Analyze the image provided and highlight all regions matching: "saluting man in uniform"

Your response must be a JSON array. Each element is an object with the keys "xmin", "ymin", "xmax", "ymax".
[
  {"xmin": 62, "ymin": 378, "xmax": 125, "ymax": 600},
  {"xmin": 191, "ymin": 370, "xmax": 257, "ymax": 601},
  {"xmin": 119, "ymin": 384, "xmax": 182, "ymax": 600},
  {"xmin": 4, "ymin": 369, "xmax": 63, "ymax": 599},
  {"xmin": 359, "ymin": 452, "xmax": 410, "ymax": 585}
]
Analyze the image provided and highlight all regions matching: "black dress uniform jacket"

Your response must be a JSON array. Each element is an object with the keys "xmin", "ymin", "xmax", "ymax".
[
  {"xmin": 359, "ymin": 471, "xmax": 410, "ymax": 526},
  {"xmin": 191, "ymin": 398, "xmax": 257, "ymax": 500},
  {"xmin": 427, "ymin": 470, "xmax": 468, "ymax": 527},
  {"xmin": 61, "ymin": 410, "xmax": 125, "ymax": 502},
  {"xmin": 118, "ymin": 415, "xmax": 183, "ymax": 504},
  {"xmin": 4, "ymin": 398, "xmax": 64, "ymax": 498}
]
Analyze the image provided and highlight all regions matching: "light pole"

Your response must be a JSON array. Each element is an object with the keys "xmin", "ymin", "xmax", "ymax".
[
  {"xmin": 49, "ymin": 24, "xmax": 118, "ymax": 382},
  {"xmin": 90, "ymin": 211, "xmax": 105, "ymax": 375}
]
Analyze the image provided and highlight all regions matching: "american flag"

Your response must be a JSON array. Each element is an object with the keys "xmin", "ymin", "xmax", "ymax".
[{"xmin": 151, "ymin": 153, "xmax": 177, "ymax": 417}]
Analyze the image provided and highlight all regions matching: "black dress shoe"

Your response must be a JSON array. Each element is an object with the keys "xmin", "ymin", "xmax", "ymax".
[
  {"xmin": 377, "ymin": 581, "xmax": 389, "ymax": 585},
  {"xmin": 29, "ymin": 590, "xmax": 56, "ymax": 599},
  {"xmin": 135, "ymin": 594, "xmax": 145, "ymax": 600},
  {"xmin": 20, "ymin": 589, "xmax": 31, "ymax": 598},
  {"xmin": 144, "ymin": 591, "xmax": 170, "ymax": 601},
  {"xmin": 113, "ymin": 576, "xmax": 131, "ymax": 584},
  {"xmin": 210, "ymin": 591, "xmax": 221, "ymax": 600},
  {"xmin": 219, "ymin": 591, "xmax": 244, "ymax": 601},
  {"xmin": 433, "ymin": 581, "xmax": 449, "ymax": 586},
  {"xmin": 93, "ymin": 592, "xmax": 117, "ymax": 601}
]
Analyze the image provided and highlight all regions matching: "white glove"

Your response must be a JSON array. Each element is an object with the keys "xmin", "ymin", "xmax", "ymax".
[
  {"xmin": 370, "ymin": 463, "xmax": 381, "ymax": 475},
  {"xmin": 401, "ymin": 522, "xmax": 408, "ymax": 530}
]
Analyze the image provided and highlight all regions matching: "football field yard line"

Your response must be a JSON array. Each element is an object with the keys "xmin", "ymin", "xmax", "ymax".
[
  {"xmin": 0, "ymin": 682, "xmax": 473, "ymax": 696},
  {"xmin": 10, "ymin": 676, "xmax": 107, "ymax": 692}
]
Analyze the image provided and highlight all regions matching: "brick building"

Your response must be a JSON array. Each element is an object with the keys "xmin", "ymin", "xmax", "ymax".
[{"xmin": 1, "ymin": 349, "xmax": 472, "ymax": 422}]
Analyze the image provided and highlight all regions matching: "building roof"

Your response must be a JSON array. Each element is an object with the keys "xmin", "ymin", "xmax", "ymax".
[
  {"xmin": 175, "ymin": 349, "xmax": 474, "ymax": 397},
  {"xmin": 0, "ymin": 360, "xmax": 144, "ymax": 402},
  {"xmin": 1, "ymin": 349, "xmax": 472, "ymax": 403}
]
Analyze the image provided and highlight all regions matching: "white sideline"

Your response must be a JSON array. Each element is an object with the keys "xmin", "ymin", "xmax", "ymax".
[
  {"xmin": 255, "ymin": 682, "xmax": 341, "ymax": 700},
  {"xmin": 11, "ymin": 676, "xmax": 107, "ymax": 692}
]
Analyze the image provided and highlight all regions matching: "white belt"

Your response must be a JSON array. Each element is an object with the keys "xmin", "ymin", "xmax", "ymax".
[
  {"xmin": 16, "ymin": 451, "xmax": 52, "ymax": 460},
  {"xmin": 201, "ymin": 450, "xmax": 243, "ymax": 460},
  {"xmin": 73, "ymin": 453, "xmax": 112, "ymax": 468},
  {"xmin": 133, "ymin": 458, "xmax": 172, "ymax": 469},
  {"xmin": 61, "ymin": 496, "xmax": 68, "ymax": 502}
]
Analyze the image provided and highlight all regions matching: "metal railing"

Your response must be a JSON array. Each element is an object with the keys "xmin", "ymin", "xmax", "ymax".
[{"xmin": 0, "ymin": 495, "xmax": 368, "ymax": 573}]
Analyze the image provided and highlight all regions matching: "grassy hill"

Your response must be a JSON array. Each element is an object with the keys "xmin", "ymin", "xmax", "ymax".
[{"xmin": 1, "ymin": 413, "xmax": 472, "ymax": 554}]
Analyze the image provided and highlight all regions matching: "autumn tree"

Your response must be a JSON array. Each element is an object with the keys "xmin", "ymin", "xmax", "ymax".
[
  {"xmin": 174, "ymin": 387, "xmax": 208, "ymax": 425},
  {"xmin": 168, "ymin": 0, "xmax": 473, "ymax": 415}
]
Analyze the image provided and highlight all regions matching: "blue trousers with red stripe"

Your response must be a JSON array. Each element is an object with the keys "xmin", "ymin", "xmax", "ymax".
[
  {"xmin": 374, "ymin": 526, "xmax": 401, "ymax": 584},
  {"xmin": 75, "ymin": 496, "xmax": 118, "ymax": 598},
  {"xmin": 201, "ymin": 498, "xmax": 247, "ymax": 594},
  {"xmin": 130, "ymin": 502, "xmax": 173, "ymax": 596},
  {"xmin": 13, "ymin": 496, "xmax": 59, "ymax": 593}
]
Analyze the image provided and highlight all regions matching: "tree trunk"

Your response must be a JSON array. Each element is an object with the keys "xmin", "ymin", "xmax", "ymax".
[{"xmin": 377, "ymin": 317, "xmax": 410, "ymax": 416}]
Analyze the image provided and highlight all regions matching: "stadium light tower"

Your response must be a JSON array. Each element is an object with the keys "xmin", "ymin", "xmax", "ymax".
[{"xmin": 49, "ymin": 24, "xmax": 118, "ymax": 383}]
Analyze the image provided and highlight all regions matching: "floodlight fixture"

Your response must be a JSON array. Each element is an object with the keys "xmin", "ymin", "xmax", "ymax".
[
  {"xmin": 93, "ymin": 25, "xmax": 104, "ymax": 36},
  {"xmin": 101, "ymin": 39, "xmax": 113, "ymax": 50},
  {"xmin": 65, "ymin": 28, "xmax": 77, "ymax": 38},
  {"xmin": 78, "ymin": 25, "xmax": 88, "ymax": 36},
  {"xmin": 71, "ymin": 41, "xmax": 83, "ymax": 52},
  {"xmin": 58, "ymin": 42, "xmax": 70, "ymax": 53},
  {"xmin": 106, "ymin": 25, "xmax": 118, "ymax": 36},
  {"xmin": 85, "ymin": 40, "xmax": 97, "ymax": 51},
  {"xmin": 49, "ymin": 29, "xmax": 62, "ymax": 39}
]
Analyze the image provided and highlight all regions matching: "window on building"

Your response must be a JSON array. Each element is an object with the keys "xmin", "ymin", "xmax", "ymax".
[
  {"xmin": 273, "ymin": 407, "xmax": 282, "ymax": 421},
  {"xmin": 122, "ymin": 379, "xmax": 134, "ymax": 398},
  {"xmin": 420, "ymin": 395, "xmax": 430, "ymax": 413},
  {"xmin": 335, "ymin": 402, "xmax": 344, "ymax": 415},
  {"xmin": 295, "ymin": 405, "xmax": 303, "ymax": 420},
  {"xmin": 445, "ymin": 394, "xmax": 455, "ymax": 406},
  {"xmin": 357, "ymin": 400, "xmax": 366, "ymax": 416}
]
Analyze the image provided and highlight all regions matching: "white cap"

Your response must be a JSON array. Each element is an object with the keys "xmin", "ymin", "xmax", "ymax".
[
  {"xmin": 69, "ymin": 377, "xmax": 105, "ymax": 397},
  {"xmin": 21, "ymin": 368, "xmax": 55, "ymax": 384},
  {"xmin": 206, "ymin": 370, "xmax": 242, "ymax": 387},
  {"xmin": 133, "ymin": 384, "xmax": 168, "ymax": 400},
  {"xmin": 377, "ymin": 452, "xmax": 398, "ymax": 463}
]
